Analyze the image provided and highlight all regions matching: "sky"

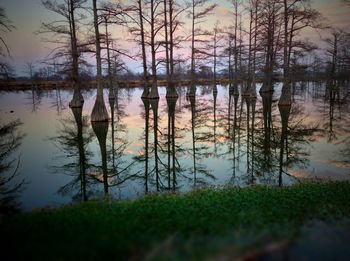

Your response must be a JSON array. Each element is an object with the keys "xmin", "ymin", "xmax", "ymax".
[{"xmin": 1, "ymin": 0, "xmax": 350, "ymax": 77}]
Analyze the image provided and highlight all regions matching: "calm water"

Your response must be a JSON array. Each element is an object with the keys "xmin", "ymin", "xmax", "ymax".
[{"xmin": 0, "ymin": 81, "xmax": 349, "ymax": 211}]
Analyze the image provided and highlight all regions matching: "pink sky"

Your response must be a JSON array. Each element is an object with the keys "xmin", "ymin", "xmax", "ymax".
[{"xmin": 2, "ymin": 0, "xmax": 350, "ymax": 76}]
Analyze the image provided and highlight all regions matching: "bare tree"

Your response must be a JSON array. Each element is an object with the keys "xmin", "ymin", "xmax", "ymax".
[
  {"xmin": 211, "ymin": 21, "xmax": 223, "ymax": 85},
  {"xmin": 127, "ymin": 0, "xmax": 163, "ymax": 99},
  {"xmin": 324, "ymin": 29, "xmax": 344, "ymax": 78},
  {"xmin": 148, "ymin": 0, "xmax": 163, "ymax": 99},
  {"xmin": 187, "ymin": 0, "xmax": 217, "ymax": 96},
  {"xmin": 126, "ymin": 0, "xmax": 150, "ymax": 97},
  {"xmin": 279, "ymin": 0, "xmax": 322, "ymax": 106},
  {"xmin": 39, "ymin": 0, "xmax": 86, "ymax": 107},
  {"xmin": 98, "ymin": 2, "xmax": 134, "ymax": 97},
  {"xmin": 282, "ymin": 0, "xmax": 322, "ymax": 81},
  {"xmin": 260, "ymin": 0, "xmax": 282, "ymax": 92},
  {"xmin": 0, "ymin": 6, "xmax": 15, "ymax": 79},
  {"xmin": 165, "ymin": 0, "xmax": 187, "ymax": 98},
  {"xmin": 231, "ymin": 0, "xmax": 239, "ymax": 80},
  {"xmin": 0, "ymin": 7, "xmax": 14, "ymax": 56},
  {"xmin": 138, "ymin": 0, "xmax": 149, "ymax": 97}
]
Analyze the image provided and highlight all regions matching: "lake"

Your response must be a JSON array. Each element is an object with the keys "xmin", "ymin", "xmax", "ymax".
[{"xmin": 0, "ymin": 81, "xmax": 349, "ymax": 211}]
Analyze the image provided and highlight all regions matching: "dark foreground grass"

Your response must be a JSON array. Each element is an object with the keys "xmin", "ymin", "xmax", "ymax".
[{"xmin": 2, "ymin": 182, "xmax": 350, "ymax": 260}]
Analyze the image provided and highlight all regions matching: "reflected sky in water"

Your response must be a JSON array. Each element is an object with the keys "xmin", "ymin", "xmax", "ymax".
[{"xmin": 0, "ymin": 81, "xmax": 349, "ymax": 210}]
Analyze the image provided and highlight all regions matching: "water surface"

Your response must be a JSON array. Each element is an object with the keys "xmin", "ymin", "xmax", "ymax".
[{"xmin": 0, "ymin": 81, "xmax": 349, "ymax": 211}]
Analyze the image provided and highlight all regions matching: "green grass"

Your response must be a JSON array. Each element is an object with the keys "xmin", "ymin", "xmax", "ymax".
[{"xmin": 2, "ymin": 182, "xmax": 350, "ymax": 260}]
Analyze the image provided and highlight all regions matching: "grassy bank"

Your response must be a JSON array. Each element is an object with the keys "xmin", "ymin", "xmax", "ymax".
[{"xmin": 2, "ymin": 182, "xmax": 350, "ymax": 260}]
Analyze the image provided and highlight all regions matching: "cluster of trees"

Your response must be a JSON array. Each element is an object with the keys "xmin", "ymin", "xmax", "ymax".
[{"xmin": 1, "ymin": 1, "xmax": 350, "ymax": 115}]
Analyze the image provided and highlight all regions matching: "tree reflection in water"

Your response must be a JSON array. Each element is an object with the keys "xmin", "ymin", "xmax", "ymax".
[
  {"xmin": 106, "ymin": 88, "xmax": 137, "ymax": 197},
  {"xmin": 278, "ymin": 83, "xmax": 292, "ymax": 186},
  {"xmin": 7, "ymin": 80, "xmax": 348, "ymax": 208},
  {"xmin": 90, "ymin": 89, "xmax": 138, "ymax": 198},
  {"xmin": 226, "ymin": 83, "xmax": 240, "ymax": 182},
  {"xmin": 185, "ymin": 88, "xmax": 215, "ymax": 188},
  {"xmin": 166, "ymin": 96, "xmax": 178, "ymax": 191},
  {"xmin": 91, "ymin": 121, "xmax": 109, "ymax": 196},
  {"xmin": 220, "ymin": 81, "xmax": 322, "ymax": 186},
  {"xmin": 137, "ymin": 96, "xmax": 150, "ymax": 193},
  {"xmin": 0, "ymin": 120, "xmax": 25, "ymax": 213},
  {"xmin": 51, "ymin": 107, "xmax": 94, "ymax": 201},
  {"xmin": 313, "ymin": 79, "xmax": 350, "ymax": 171}
]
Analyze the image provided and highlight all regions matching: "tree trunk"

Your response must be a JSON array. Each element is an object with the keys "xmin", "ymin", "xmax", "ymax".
[
  {"xmin": 166, "ymin": 0, "xmax": 178, "ymax": 98},
  {"xmin": 234, "ymin": 1, "xmax": 238, "ymax": 79},
  {"xmin": 69, "ymin": 0, "xmax": 83, "ymax": 108},
  {"xmin": 283, "ymin": 0, "xmax": 289, "ymax": 83},
  {"xmin": 139, "ymin": 0, "xmax": 149, "ymax": 98},
  {"xmin": 188, "ymin": 0, "xmax": 196, "ymax": 97},
  {"xmin": 213, "ymin": 27, "xmax": 217, "ymax": 85},
  {"xmin": 169, "ymin": 0, "xmax": 174, "ymax": 80},
  {"xmin": 91, "ymin": 0, "xmax": 109, "ymax": 122},
  {"xmin": 149, "ymin": 0, "xmax": 159, "ymax": 99},
  {"xmin": 164, "ymin": 0, "xmax": 170, "ymax": 81},
  {"xmin": 251, "ymin": 1, "xmax": 257, "ymax": 98},
  {"xmin": 244, "ymin": 8, "xmax": 253, "ymax": 96}
]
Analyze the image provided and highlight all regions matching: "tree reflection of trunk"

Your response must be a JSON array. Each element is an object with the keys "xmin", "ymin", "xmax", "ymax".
[
  {"xmin": 0, "ymin": 119, "xmax": 24, "ymax": 213},
  {"xmin": 167, "ymin": 99, "xmax": 171, "ymax": 189},
  {"xmin": 109, "ymin": 85, "xmax": 115, "ymax": 101},
  {"xmin": 31, "ymin": 87, "xmax": 36, "ymax": 112},
  {"xmin": 278, "ymin": 103, "xmax": 291, "ymax": 187},
  {"xmin": 109, "ymin": 95, "xmax": 116, "ymax": 171},
  {"xmin": 166, "ymin": 97, "xmax": 178, "ymax": 191},
  {"xmin": 228, "ymin": 90, "xmax": 232, "ymax": 134},
  {"xmin": 92, "ymin": 121, "xmax": 109, "ymax": 196},
  {"xmin": 142, "ymin": 96, "xmax": 150, "ymax": 193},
  {"xmin": 231, "ymin": 87, "xmax": 239, "ymax": 179},
  {"xmin": 188, "ymin": 81, "xmax": 196, "ymax": 97},
  {"xmin": 250, "ymin": 94, "xmax": 257, "ymax": 184},
  {"xmin": 237, "ymin": 89, "xmax": 244, "ymax": 159},
  {"xmin": 213, "ymin": 85, "xmax": 218, "ymax": 154},
  {"xmin": 261, "ymin": 89, "xmax": 273, "ymax": 169},
  {"xmin": 189, "ymin": 94, "xmax": 197, "ymax": 187},
  {"xmin": 245, "ymin": 95, "xmax": 251, "ymax": 184},
  {"xmin": 71, "ymin": 106, "xmax": 87, "ymax": 201},
  {"xmin": 278, "ymin": 82, "xmax": 291, "ymax": 186},
  {"xmin": 30, "ymin": 84, "xmax": 39, "ymax": 113},
  {"xmin": 278, "ymin": 82, "xmax": 292, "ymax": 186},
  {"xmin": 53, "ymin": 85, "xmax": 64, "ymax": 114},
  {"xmin": 150, "ymin": 98, "xmax": 160, "ymax": 191},
  {"xmin": 326, "ymin": 79, "xmax": 340, "ymax": 142}
]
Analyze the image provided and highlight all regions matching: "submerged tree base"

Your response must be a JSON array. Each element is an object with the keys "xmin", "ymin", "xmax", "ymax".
[
  {"xmin": 165, "ymin": 83, "xmax": 179, "ymax": 99},
  {"xmin": 69, "ymin": 89, "xmax": 84, "ymax": 108},
  {"xmin": 91, "ymin": 92, "xmax": 109, "ymax": 122},
  {"xmin": 149, "ymin": 83, "xmax": 159, "ymax": 99},
  {"xmin": 2, "ymin": 182, "xmax": 350, "ymax": 260}
]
